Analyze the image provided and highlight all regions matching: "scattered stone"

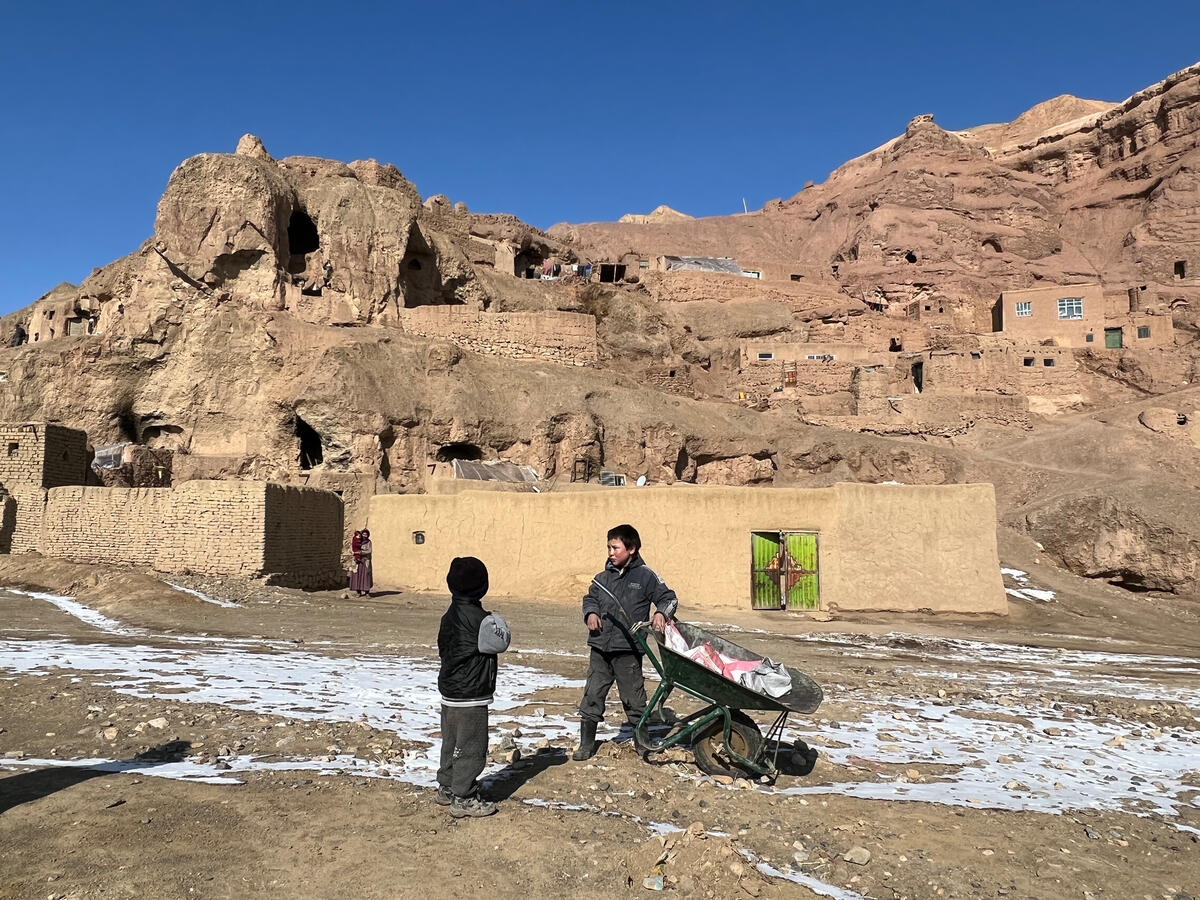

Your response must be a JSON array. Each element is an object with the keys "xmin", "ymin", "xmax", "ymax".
[{"xmin": 843, "ymin": 847, "xmax": 871, "ymax": 866}]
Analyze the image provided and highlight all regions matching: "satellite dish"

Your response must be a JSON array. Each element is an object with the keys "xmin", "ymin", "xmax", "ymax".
[{"xmin": 636, "ymin": 475, "xmax": 647, "ymax": 487}]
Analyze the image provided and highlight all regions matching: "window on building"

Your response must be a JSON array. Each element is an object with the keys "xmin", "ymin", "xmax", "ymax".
[
  {"xmin": 1015, "ymin": 301, "xmax": 1032, "ymax": 317},
  {"xmin": 806, "ymin": 354, "xmax": 835, "ymax": 361},
  {"xmin": 1137, "ymin": 325, "xmax": 1151, "ymax": 338},
  {"xmin": 6, "ymin": 442, "xmax": 18, "ymax": 457},
  {"xmin": 757, "ymin": 352, "xmax": 774, "ymax": 361},
  {"xmin": 1085, "ymin": 333, "xmax": 1095, "ymax": 342},
  {"xmin": 1023, "ymin": 357, "xmax": 1034, "ymax": 367},
  {"xmin": 1175, "ymin": 260, "xmax": 1186, "ymax": 279},
  {"xmin": 1057, "ymin": 297, "xmax": 1083, "ymax": 319},
  {"xmin": 970, "ymin": 352, "xmax": 981, "ymax": 359},
  {"xmin": 639, "ymin": 260, "xmax": 649, "ymax": 269},
  {"xmin": 1043, "ymin": 358, "xmax": 1055, "ymax": 367}
]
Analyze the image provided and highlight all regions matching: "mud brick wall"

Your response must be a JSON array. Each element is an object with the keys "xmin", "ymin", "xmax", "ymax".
[
  {"xmin": 0, "ymin": 424, "xmax": 89, "ymax": 552},
  {"xmin": 5, "ymin": 487, "xmax": 45, "ymax": 553},
  {"xmin": 262, "ymin": 483, "xmax": 345, "ymax": 588},
  {"xmin": 129, "ymin": 446, "xmax": 173, "ymax": 487},
  {"xmin": 644, "ymin": 368, "xmax": 694, "ymax": 396},
  {"xmin": 737, "ymin": 361, "xmax": 858, "ymax": 397},
  {"xmin": 40, "ymin": 481, "xmax": 267, "ymax": 576},
  {"xmin": 399, "ymin": 307, "xmax": 598, "ymax": 366},
  {"xmin": 0, "ymin": 423, "xmax": 88, "ymax": 490},
  {"xmin": 42, "ymin": 425, "xmax": 90, "ymax": 487}
]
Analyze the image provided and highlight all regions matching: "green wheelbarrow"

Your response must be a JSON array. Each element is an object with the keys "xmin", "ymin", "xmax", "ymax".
[{"xmin": 628, "ymin": 619, "xmax": 823, "ymax": 780}]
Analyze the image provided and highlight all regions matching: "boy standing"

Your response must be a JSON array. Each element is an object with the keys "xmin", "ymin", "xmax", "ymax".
[
  {"xmin": 573, "ymin": 524, "xmax": 678, "ymax": 761},
  {"xmin": 436, "ymin": 556, "xmax": 511, "ymax": 817}
]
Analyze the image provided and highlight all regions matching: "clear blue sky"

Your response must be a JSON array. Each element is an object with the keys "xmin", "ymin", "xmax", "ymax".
[{"xmin": 3, "ymin": 0, "xmax": 1198, "ymax": 314}]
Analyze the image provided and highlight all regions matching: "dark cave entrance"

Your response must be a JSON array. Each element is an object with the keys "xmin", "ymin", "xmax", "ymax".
[
  {"xmin": 295, "ymin": 415, "xmax": 324, "ymax": 470},
  {"xmin": 435, "ymin": 442, "xmax": 483, "ymax": 463},
  {"xmin": 287, "ymin": 209, "xmax": 320, "ymax": 274}
]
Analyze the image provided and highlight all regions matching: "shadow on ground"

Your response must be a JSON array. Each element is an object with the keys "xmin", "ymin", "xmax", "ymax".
[
  {"xmin": 0, "ymin": 741, "xmax": 192, "ymax": 815},
  {"xmin": 481, "ymin": 748, "xmax": 570, "ymax": 801}
]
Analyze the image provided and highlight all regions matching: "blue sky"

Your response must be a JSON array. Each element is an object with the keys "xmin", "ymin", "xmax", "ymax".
[{"xmin": 3, "ymin": 0, "xmax": 1198, "ymax": 313}]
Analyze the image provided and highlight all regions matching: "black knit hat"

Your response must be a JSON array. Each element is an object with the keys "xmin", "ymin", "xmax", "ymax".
[{"xmin": 446, "ymin": 556, "xmax": 489, "ymax": 600}]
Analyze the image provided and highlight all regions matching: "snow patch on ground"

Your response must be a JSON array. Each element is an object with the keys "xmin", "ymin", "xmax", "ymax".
[
  {"xmin": 785, "ymin": 694, "xmax": 1200, "ymax": 826},
  {"xmin": 166, "ymin": 583, "xmax": 239, "ymax": 609},
  {"xmin": 743, "ymin": 850, "xmax": 866, "ymax": 900},
  {"xmin": 1001, "ymin": 568, "xmax": 1056, "ymax": 602},
  {"xmin": 5, "ymin": 589, "xmax": 144, "ymax": 636},
  {"xmin": 0, "ymin": 636, "xmax": 583, "ymax": 786}
]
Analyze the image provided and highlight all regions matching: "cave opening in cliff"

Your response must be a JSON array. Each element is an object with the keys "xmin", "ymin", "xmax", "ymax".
[
  {"xmin": 295, "ymin": 415, "xmax": 323, "ymax": 469},
  {"xmin": 435, "ymin": 442, "xmax": 482, "ymax": 463},
  {"xmin": 400, "ymin": 225, "xmax": 449, "ymax": 306},
  {"xmin": 982, "ymin": 238, "xmax": 1002, "ymax": 253},
  {"xmin": 113, "ymin": 403, "xmax": 139, "ymax": 443},
  {"xmin": 904, "ymin": 250, "xmax": 918, "ymax": 263},
  {"xmin": 1176, "ymin": 260, "xmax": 1187, "ymax": 279},
  {"xmin": 287, "ymin": 209, "xmax": 320, "ymax": 273}
]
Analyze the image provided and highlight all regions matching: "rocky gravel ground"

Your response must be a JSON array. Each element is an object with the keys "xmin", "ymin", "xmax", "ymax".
[{"xmin": 1, "ymin": 557, "xmax": 1198, "ymax": 899}]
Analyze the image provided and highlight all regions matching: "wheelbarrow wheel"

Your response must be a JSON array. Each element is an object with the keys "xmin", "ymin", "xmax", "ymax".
[{"xmin": 692, "ymin": 711, "xmax": 763, "ymax": 779}]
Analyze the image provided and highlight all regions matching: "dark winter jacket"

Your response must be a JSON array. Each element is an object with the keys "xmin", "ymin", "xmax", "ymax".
[
  {"xmin": 438, "ymin": 595, "xmax": 498, "ymax": 704},
  {"xmin": 581, "ymin": 555, "xmax": 678, "ymax": 654}
]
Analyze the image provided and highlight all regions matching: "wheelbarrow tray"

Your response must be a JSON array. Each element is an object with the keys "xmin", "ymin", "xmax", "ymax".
[
  {"xmin": 629, "ymin": 618, "xmax": 823, "ymax": 779},
  {"xmin": 658, "ymin": 621, "xmax": 823, "ymax": 714}
]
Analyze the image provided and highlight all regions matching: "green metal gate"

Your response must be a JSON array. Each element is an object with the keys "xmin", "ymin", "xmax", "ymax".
[
  {"xmin": 1104, "ymin": 327, "xmax": 1124, "ymax": 349},
  {"xmin": 750, "ymin": 531, "xmax": 819, "ymax": 610}
]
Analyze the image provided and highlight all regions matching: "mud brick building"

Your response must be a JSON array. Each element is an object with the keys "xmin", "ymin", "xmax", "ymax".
[{"xmin": 0, "ymin": 422, "xmax": 343, "ymax": 588}]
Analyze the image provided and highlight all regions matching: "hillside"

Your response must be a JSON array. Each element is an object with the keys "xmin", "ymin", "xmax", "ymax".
[{"xmin": 1, "ymin": 63, "xmax": 1199, "ymax": 599}]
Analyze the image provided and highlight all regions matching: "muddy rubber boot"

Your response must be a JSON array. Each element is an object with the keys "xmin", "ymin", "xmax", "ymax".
[{"xmin": 572, "ymin": 720, "xmax": 597, "ymax": 761}]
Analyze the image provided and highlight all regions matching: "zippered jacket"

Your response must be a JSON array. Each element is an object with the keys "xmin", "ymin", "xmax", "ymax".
[
  {"xmin": 438, "ymin": 595, "xmax": 498, "ymax": 705},
  {"xmin": 581, "ymin": 555, "xmax": 678, "ymax": 653}
]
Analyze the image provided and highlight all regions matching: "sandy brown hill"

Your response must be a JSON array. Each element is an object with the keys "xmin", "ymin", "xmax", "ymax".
[
  {"xmin": 2, "ymin": 59, "xmax": 1200, "ymax": 603},
  {"xmin": 618, "ymin": 205, "xmax": 693, "ymax": 224},
  {"xmin": 553, "ymin": 62, "xmax": 1200, "ymax": 317}
]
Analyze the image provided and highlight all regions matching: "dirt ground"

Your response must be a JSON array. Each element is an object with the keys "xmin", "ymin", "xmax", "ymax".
[{"xmin": 1, "ymin": 551, "xmax": 1198, "ymax": 900}]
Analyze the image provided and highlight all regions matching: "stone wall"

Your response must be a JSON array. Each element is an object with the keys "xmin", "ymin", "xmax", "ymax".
[
  {"xmin": 43, "ymin": 424, "xmax": 91, "ymax": 488},
  {"xmin": 0, "ymin": 423, "xmax": 88, "ymax": 489},
  {"xmin": 0, "ymin": 424, "xmax": 89, "ymax": 552},
  {"xmin": 36, "ymin": 480, "xmax": 343, "ymax": 586},
  {"xmin": 398, "ymin": 307, "xmax": 597, "ymax": 366},
  {"xmin": 263, "ymin": 483, "xmax": 345, "ymax": 588},
  {"xmin": 644, "ymin": 367, "xmax": 694, "ymax": 396},
  {"xmin": 737, "ymin": 360, "xmax": 858, "ymax": 397},
  {"xmin": 40, "ymin": 482, "xmax": 268, "ymax": 576}
]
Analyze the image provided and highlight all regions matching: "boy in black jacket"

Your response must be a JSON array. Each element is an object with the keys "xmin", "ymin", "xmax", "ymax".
[
  {"xmin": 573, "ymin": 524, "xmax": 678, "ymax": 761},
  {"xmin": 436, "ymin": 556, "xmax": 510, "ymax": 818}
]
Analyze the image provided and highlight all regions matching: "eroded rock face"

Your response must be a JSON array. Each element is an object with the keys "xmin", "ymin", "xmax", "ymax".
[
  {"xmin": 1023, "ymin": 485, "xmax": 1200, "ymax": 595},
  {"xmin": 3, "ymin": 71, "xmax": 1200, "ymax": 586},
  {"xmin": 155, "ymin": 152, "xmax": 296, "ymax": 301},
  {"xmin": 557, "ymin": 63, "xmax": 1200, "ymax": 312}
]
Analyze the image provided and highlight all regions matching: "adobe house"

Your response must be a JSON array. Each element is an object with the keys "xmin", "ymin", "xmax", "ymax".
[
  {"xmin": 19, "ymin": 285, "xmax": 101, "ymax": 345},
  {"xmin": 997, "ymin": 283, "xmax": 1105, "ymax": 347},
  {"xmin": 0, "ymin": 422, "xmax": 344, "ymax": 587},
  {"xmin": 368, "ymin": 482, "xmax": 1007, "ymax": 614}
]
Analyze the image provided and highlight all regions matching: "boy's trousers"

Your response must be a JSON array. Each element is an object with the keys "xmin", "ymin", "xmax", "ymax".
[
  {"xmin": 437, "ymin": 704, "xmax": 489, "ymax": 797},
  {"xmin": 578, "ymin": 648, "xmax": 647, "ymax": 725}
]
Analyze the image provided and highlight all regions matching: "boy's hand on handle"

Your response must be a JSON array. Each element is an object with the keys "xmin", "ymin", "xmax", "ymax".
[
  {"xmin": 651, "ymin": 611, "xmax": 666, "ymax": 632},
  {"xmin": 586, "ymin": 613, "xmax": 602, "ymax": 633}
]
